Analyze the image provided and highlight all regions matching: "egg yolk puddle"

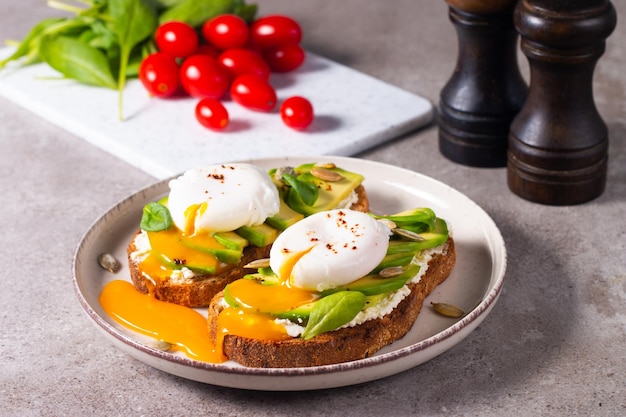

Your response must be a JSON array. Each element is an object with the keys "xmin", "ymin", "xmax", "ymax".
[{"xmin": 99, "ymin": 280, "xmax": 225, "ymax": 363}]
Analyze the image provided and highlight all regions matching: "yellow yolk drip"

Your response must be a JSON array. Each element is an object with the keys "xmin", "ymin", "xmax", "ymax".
[
  {"xmin": 217, "ymin": 308, "xmax": 292, "ymax": 342},
  {"xmin": 183, "ymin": 202, "xmax": 207, "ymax": 235},
  {"xmin": 139, "ymin": 228, "xmax": 232, "ymax": 281},
  {"xmin": 99, "ymin": 280, "xmax": 225, "ymax": 363},
  {"xmin": 216, "ymin": 246, "xmax": 318, "ymax": 342},
  {"xmin": 226, "ymin": 278, "xmax": 318, "ymax": 312}
]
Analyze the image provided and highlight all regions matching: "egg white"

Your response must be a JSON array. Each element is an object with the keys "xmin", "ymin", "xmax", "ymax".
[
  {"xmin": 270, "ymin": 209, "xmax": 392, "ymax": 291},
  {"xmin": 167, "ymin": 163, "xmax": 280, "ymax": 233}
]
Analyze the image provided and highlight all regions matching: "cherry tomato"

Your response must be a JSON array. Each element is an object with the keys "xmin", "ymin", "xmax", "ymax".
[
  {"xmin": 195, "ymin": 98, "xmax": 229, "ymax": 130},
  {"xmin": 138, "ymin": 52, "xmax": 180, "ymax": 98},
  {"xmin": 263, "ymin": 43, "xmax": 305, "ymax": 72},
  {"xmin": 217, "ymin": 48, "xmax": 270, "ymax": 80},
  {"xmin": 230, "ymin": 74, "xmax": 277, "ymax": 112},
  {"xmin": 202, "ymin": 14, "xmax": 249, "ymax": 50},
  {"xmin": 280, "ymin": 96, "xmax": 314, "ymax": 129},
  {"xmin": 154, "ymin": 21, "xmax": 199, "ymax": 58},
  {"xmin": 194, "ymin": 43, "xmax": 220, "ymax": 59},
  {"xmin": 179, "ymin": 55, "xmax": 230, "ymax": 98},
  {"xmin": 250, "ymin": 15, "xmax": 302, "ymax": 49}
]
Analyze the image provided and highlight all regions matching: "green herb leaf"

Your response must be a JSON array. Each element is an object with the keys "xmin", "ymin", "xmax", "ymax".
[
  {"xmin": 0, "ymin": 17, "xmax": 65, "ymax": 69},
  {"xmin": 140, "ymin": 202, "xmax": 173, "ymax": 232},
  {"xmin": 108, "ymin": 0, "xmax": 158, "ymax": 119},
  {"xmin": 38, "ymin": 35, "xmax": 117, "ymax": 89},
  {"xmin": 282, "ymin": 173, "xmax": 319, "ymax": 206},
  {"xmin": 301, "ymin": 291, "xmax": 366, "ymax": 340},
  {"xmin": 158, "ymin": 0, "xmax": 234, "ymax": 27}
]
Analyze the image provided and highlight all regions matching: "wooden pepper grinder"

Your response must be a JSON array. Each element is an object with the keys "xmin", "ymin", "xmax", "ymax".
[
  {"xmin": 439, "ymin": 0, "xmax": 528, "ymax": 167},
  {"xmin": 508, "ymin": 0, "xmax": 617, "ymax": 205}
]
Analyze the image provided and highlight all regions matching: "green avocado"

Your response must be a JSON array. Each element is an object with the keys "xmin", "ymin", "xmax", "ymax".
[
  {"xmin": 176, "ymin": 234, "xmax": 243, "ymax": 264},
  {"xmin": 387, "ymin": 217, "xmax": 449, "ymax": 252},
  {"xmin": 321, "ymin": 263, "xmax": 420, "ymax": 297},
  {"xmin": 284, "ymin": 164, "xmax": 364, "ymax": 215},
  {"xmin": 272, "ymin": 301, "xmax": 318, "ymax": 322},
  {"xmin": 236, "ymin": 223, "xmax": 280, "ymax": 247},
  {"xmin": 266, "ymin": 199, "xmax": 305, "ymax": 231},
  {"xmin": 155, "ymin": 252, "xmax": 217, "ymax": 274},
  {"xmin": 213, "ymin": 231, "xmax": 249, "ymax": 251}
]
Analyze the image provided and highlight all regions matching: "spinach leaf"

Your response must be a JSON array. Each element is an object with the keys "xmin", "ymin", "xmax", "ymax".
[
  {"xmin": 0, "ymin": 17, "xmax": 64, "ymax": 69},
  {"xmin": 301, "ymin": 291, "xmax": 366, "ymax": 340},
  {"xmin": 140, "ymin": 202, "xmax": 173, "ymax": 232},
  {"xmin": 232, "ymin": 0, "xmax": 258, "ymax": 23},
  {"xmin": 282, "ymin": 173, "xmax": 319, "ymax": 206},
  {"xmin": 108, "ymin": 0, "xmax": 157, "ymax": 119},
  {"xmin": 38, "ymin": 35, "xmax": 117, "ymax": 89},
  {"xmin": 158, "ymin": 0, "xmax": 234, "ymax": 27}
]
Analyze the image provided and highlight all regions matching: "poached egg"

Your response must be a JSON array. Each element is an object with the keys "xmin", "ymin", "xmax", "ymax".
[
  {"xmin": 269, "ymin": 209, "xmax": 392, "ymax": 291},
  {"xmin": 167, "ymin": 163, "xmax": 280, "ymax": 234}
]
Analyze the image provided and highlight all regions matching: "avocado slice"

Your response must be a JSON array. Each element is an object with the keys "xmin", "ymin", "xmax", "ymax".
[
  {"xmin": 321, "ymin": 263, "xmax": 420, "ymax": 297},
  {"xmin": 387, "ymin": 218, "xmax": 449, "ymax": 251},
  {"xmin": 272, "ymin": 300, "xmax": 318, "ymax": 322},
  {"xmin": 176, "ymin": 234, "xmax": 243, "ymax": 264},
  {"xmin": 266, "ymin": 200, "xmax": 305, "ymax": 231},
  {"xmin": 155, "ymin": 252, "xmax": 217, "ymax": 274},
  {"xmin": 213, "ymin": 231, "xmax": 249, "ymax": 251},
  {"xmin": 243, "ymin": 270, "xmax": 280, "ymax": 286},
  {"xmin": 236, "ymin": 223, "xmax": 280, "ymax": 247},
  {"xmin": 283, "ymin": 164, "xmax": 364, "ymax": 215}
]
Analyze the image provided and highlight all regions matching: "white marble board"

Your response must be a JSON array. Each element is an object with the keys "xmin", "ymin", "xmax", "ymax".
[{"xmin": 0, "ymin": 47, "xmax": 433, "ymax": 179}]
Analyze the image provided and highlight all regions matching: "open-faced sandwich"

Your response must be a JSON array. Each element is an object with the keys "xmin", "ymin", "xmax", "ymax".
[
  {"xmin": 127, "ymin": 162, "xmax": 369, "ymax": 307},
  {"xmin": 207, "ymin": 206, "xmax": 455, "ymax": 367}
]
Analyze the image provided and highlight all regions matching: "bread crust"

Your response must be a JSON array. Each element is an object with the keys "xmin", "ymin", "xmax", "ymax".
[
  {"xmin": 127, "ymin": 185, "xmax": 369, "ymax": 308},
  {"xmin": 207, "ymin": 237, "xmax": 456, "ymax": 368}
]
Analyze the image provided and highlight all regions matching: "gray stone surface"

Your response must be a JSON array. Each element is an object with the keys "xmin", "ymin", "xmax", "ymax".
[{"xmin": 1, "ymin": 0, "xmax": 625, "ymax": 416}]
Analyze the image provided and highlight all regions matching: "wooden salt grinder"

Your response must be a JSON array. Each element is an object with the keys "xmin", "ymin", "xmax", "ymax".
[
  {"xmin": 439, "ymin": 1, "xmax": 527, "ymax": 167},
  {"xmin": 508, "ymin": 0, "xmax": 617, "ymax": 205}
]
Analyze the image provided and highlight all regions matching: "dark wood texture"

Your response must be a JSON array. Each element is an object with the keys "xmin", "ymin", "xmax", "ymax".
[
  {"xmin": 439, "ymin": 0, "xmax": 527, "ymax": 167},
  {"xmin": 508, "ymin": 0, "xmax": 617, "ymax": 205}
]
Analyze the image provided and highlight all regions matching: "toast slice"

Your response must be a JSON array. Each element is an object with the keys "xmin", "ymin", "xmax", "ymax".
[
  {"xmin": 207, "ymin": 237, "xmax": 456, "ymax": 368},
  {"xmin": 127, "ymin": 185, "xmax": 369, "ymax": 308}
]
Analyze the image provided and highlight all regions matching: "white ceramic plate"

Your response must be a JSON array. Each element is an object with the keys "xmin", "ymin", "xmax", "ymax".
[{"xmin": 72, "ymin": 156, "xmax": 506, "ymax": 391}]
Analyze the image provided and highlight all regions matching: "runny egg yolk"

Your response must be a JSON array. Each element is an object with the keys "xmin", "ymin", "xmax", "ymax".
[
  {"xmin": 216, "ymin": 246, "xmax": 318, "ymax": 342},
  {"xmin": 138, "ymin": 228, "xmax": 230, "ymax": 282},
  {"xmin": 99, "ymin": 280, "xmax": 225, "ymax": 363}
]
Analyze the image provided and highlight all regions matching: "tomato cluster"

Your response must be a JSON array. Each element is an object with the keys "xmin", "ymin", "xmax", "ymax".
[{"xmin": 138, "ymin": 14, "xmax": 313, "ymax": 131}]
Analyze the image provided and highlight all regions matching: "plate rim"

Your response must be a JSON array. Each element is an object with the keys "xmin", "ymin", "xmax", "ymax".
[{"xmin": 72, "ymin": 155, "xmax": 507, "ymax": 386}]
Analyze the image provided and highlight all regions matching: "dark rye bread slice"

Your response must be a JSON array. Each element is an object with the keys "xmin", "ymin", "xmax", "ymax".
[
  {"xmin": 127, "ymin": 185, "xmax": 370, "ymax": 308},
  {"xmin": 207, "ymin": 237, "xmax": 456, "ymax": 368}
]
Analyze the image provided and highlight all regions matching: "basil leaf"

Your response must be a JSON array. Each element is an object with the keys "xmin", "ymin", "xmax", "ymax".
[
  {"xmin": 282, "ymin": 173, "xmax": 319, "ymax": 206},
  {"xmin": 140, "ymin": 202, "xmax": 173, "ymax": 232},
  {"xmin": 108, "ymin": 0, "xmax": 157, "ymax": 119},
  {"xmin": 158, "ymin": 0, "xmax": 234, "ymax": 27},
  {"xmin": 301, "ymin": 291, "xmax": 366, "ymax": 340},
  {"xmin": 38, "ymin": 35, "xmax": 117, "ymax": 89}
]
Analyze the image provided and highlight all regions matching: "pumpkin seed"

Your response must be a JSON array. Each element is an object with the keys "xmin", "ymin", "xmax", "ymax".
[
  {"xmin": 377, "ymin": 218, "xmax": 397, "ymax": 230},
  {"xmin": 244, "ymin": 258, "xmax": 271, "ymax": 269},
  {"xmin": 98, "ymin": 253, "xmax": 121, "ymax": 273},
  {"xmin": 431, "ymin": 302, "xmax": 465, "ymax": 318},
  {"xmin": 393, "ymin": 228, "xmax": 426, "ymax": 241},
  {"xmin": 146, "ymin": 340, "xmax": 173, "ymax": 352},
  {"xmin": 379, "ymin": 266, "xmax": 405, "ymax": 278},
  {"xmin": 314, "ymin": 162, "xmax": 336, "ymax": 169},
  {"xmin": 310, "ymin": 167, "xmax": 345, "ymax": 182},
  {"xmin": 275, "ymin": 166, "xmax": 296, "ymax": 181}
]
